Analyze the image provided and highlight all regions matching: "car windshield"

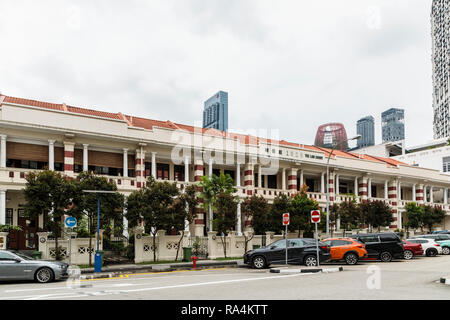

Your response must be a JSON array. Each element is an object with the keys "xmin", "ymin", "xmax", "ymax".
[{"xmin": 11, "ymin": 252, "xmax": 34, "ymax": 260}]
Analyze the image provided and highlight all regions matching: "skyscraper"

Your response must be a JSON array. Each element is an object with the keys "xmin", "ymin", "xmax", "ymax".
[
  {"xmin": 202, "ymin": 91, "xmax": 228, "ymax": 131},
  {"xmin": 382, "ymin": 108, "xmax": 405, "ymax": 143},
  {"xmin": 356, "ymin": 116, "xmax": 375, "ymax": 148},
  {"xmin": 431, "ymin": 0, "xmax": 450, "ymax": 139},
  {"xmin": 314, "ymin": 123, "xmax": 349, "ymax": 151}
]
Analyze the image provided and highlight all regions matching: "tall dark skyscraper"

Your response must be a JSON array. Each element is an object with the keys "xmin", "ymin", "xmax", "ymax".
[
  {"xmin": 202, "ymin": 91, "xmax": 228, "ymax": 131},
  {"xmin": 357, "ymin": 116, "xmax": 375, "ymax": 148},
  {"xmin": 382, "ymin": 108, "xmax": 405, "ymax": 143},
  {"xmin": 432, "ymin": 0, "xmax": 450, "ymax": 138}
]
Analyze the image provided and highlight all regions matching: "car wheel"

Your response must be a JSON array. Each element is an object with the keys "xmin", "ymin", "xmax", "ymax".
[
  {"xmin": 442, "ymin": 247, "xmax": 450, "ymax": 255},
  {"xmin": 35, "ymin": 267, "xmax": 54, "ymax": 283},
  {"xmin": 426, "ymin": 249, "xmax": 437, "ymax": 257},
  {"xmin": 403, "ymin": 250, "xmax": 414, "ymax": 260},
  {"xmin": 304, "ymin": 255, "xmax": 318, "ymax": 267},
  {"xmin": 380, "ymin": 251, "xmax": 392, "ymax": 262},
  {"xmin": 344, "ymin": 252, "xmax": 358, "ymax": 265},
  {"xmin": 252, "ymin": 256, "xmax": 266, "ymax": 269}
]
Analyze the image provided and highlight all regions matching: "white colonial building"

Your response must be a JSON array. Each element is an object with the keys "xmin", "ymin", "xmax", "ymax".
[{"xmin": 1, "ymin": 94, "xmax": 450, "ymax": 253}]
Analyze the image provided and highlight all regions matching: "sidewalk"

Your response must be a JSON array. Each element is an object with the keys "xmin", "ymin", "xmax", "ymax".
[{"xmin": 78, "ymin": 259, "xmax": 245, "ymax": 279}]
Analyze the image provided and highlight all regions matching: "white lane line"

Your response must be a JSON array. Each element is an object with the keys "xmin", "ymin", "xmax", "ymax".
[{"xmin": 29, "ymin": 272, "xmax": 315, "ymax": 299}]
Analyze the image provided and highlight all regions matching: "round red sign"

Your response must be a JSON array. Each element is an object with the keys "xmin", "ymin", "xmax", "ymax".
[
  {"xmin": 282, "ymin": 213, "xmax": 290, "ymax": 225},
  {"xmin": 311, "ymin": 210, "xmax": 321, "ymax": 223}
]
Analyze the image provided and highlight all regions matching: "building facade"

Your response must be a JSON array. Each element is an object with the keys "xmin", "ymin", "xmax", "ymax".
[
  {"xmin": 432, "ymin": 0, "xmax": 450, "ymax": 139},
  {"xmin": 1, "ymin": 94, "xmax": 450, "ymax": 251},
  {"xmin": 202, "ymin": 91, "xmax": 228, "ymax": 131},
  {"xmin": 314, "ymin": 123, "xmax": 348, "ymax": 151},
  {"xmin": 357, "ymin": 116, "xmax": 375, "ymax": 148},
  {"xmin": 382, "ymin": 108, "xmax": 405, "ymax": 143}
]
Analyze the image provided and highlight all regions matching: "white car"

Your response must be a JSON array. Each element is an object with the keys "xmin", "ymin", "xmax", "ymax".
[{"xmin": 406, "ymin": 238, "xmax": 442, "ymax": 256}]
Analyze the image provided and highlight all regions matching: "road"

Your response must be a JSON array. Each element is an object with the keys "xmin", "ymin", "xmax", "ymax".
[{"xmin": 1, "ymin": 255, "xmax": 450, "ymax": 300}]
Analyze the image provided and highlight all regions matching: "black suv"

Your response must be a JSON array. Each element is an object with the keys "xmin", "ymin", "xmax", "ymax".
[
  {"xmin": 350, "ymin": 233, "xmax": 404, "ymax": 262},
  {"xmin": 243, "ymin": 238, "xmax": 331, "ymax": 269}
]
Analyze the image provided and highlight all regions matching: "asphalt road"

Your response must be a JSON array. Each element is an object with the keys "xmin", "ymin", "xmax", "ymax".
[{"xmin": 1, "ymin": 255, "xmax": 450, "ymax": 300}]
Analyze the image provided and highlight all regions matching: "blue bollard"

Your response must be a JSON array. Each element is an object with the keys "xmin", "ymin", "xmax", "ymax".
[{"xmin": 94, "ymin": 252, "xmax": 102, "ymax": 273}]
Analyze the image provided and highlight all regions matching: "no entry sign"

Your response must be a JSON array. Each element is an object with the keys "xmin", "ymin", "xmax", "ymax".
[
  {"xmin": 311, "ymin": 210, "xmax": 321, "ymax": 223},
  {"xmin": 282, "ymin": 213, "xmax": 290, "ymax": 226}
]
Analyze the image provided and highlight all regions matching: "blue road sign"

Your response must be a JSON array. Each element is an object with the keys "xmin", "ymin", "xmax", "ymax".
[{"xmin": 65, "ymin": 216, "xmax": 77, "ymax": 228}]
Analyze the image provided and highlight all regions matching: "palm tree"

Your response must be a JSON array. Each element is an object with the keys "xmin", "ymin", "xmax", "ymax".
[{"xmin": 199, "ymin": 173, "xmax": 236, "ymax": 232}]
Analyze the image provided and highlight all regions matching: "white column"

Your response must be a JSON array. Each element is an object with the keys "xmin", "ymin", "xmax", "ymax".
[
  {"xmin": 209, "ymin": 158, "xmax": 213, "ymax": 177},
  {"xmin": 300, "ymin": 169, "xmax": 304, "ymax": 188},
  {"xmin": 123, "ymin": 207, "xmax": 129, "ymax": 238},
  {"xmin": 0, "ymin": 135, "xmax": 6, "ymax": 168},
  {"xmin": 151, "ymin": 152, "xmax": 157, "ymax": 178},
  {"xmin": 184, "ymin": 156, "xmax": 189, "ymax": 183},
  {"xmin": 236, "ymin": 202, "xmax": 242, "ymax": 236},
  {"xmin": 321, "ymin": 172, "xmax": 325, "ymax": 193},
  {"xmin": 236, "ymin": 162, "xmax": 240, "ymax": 186},
  {"xmin": 445, "ymin": 188, "xmax": 448, "ymax": 204},
  {"xmin": 282, "ymin": 168, "xmax": 286, "ymax": 190},
  {"xmin": 48, "ymin": 140, "xmax": 55, "ymax": 171},
  {"xmin": 258, "ymin": 165, "xmax": 262, "ymax": 188},
  {"xmin": 335, "ymin": 174, "xmax": 340, "ymax": 195},
  {"xmin": 123, "ymin": 148, "xmax": 128, "ymax": 177},
  {"xmin": 368, "ymin": 178, "xmax": 372, "ymax": 198},
  {"xmin": 424, "ymin": 186, "xmax": 427, "ymax": 203},
  {"xmin": 412, "ymin": 184, "xmax": 416, "ymax": 202},
  {"xmin": 355, "ymin": 177, "xmax": 359, "ymax": 196},
  {"xmin": 384, "ymin": 180, "xmax": 388, "ymax": 199},
  {"xmin": 83, "ymin": 144, "xmax": 89, "ymax": 172},
  {"xmin": 430, "ymin": 186, "xmax": 434, "ymax": 203},
  {"xmin": 398, "ymin": 182, "xmax": 402, "ymax": 201},
  {"xmin": 0, "ymin": 190, "xmax": 5, "ymax": 225}
]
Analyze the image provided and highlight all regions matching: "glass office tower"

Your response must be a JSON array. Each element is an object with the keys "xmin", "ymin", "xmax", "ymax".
[{"xmin": 202, "ymin": 91, "xmax": 228, "ymax": 131}]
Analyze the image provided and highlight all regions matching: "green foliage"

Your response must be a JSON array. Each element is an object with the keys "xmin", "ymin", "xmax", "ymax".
[
  {"xmin": 268, "ymin": 194, "xmax": 291, "ymax": 234},
  {"xmin": 334, "ymin": 200, "xmax": 362, "ymax": 231},
  {"xmin": 199, "ymin": 173, "xmax": 236, "ymax": 212},
  {"xmin": 214, "ymin": 193, "xmax": 237, "ymax": 258},
  {"xmin": 241, "ymin": 195, "xmax": 270, "ymax": 235},
  {"xmin": 404, "ymin": 202, "xmax": 422, "ymax": 231},
  {"xmin": 0, "ymin": 224, "xmax": 22, "ymax": 232},
  {"xmin": 24, "ymin": 170, "xmax": 76, "ymax": 260},
  {"xmin": 421, "ymin": 205, "xmax": 446, "ymax": 232},
  {"xmin": 290, "ymin": 193, "xmax": 320, "ymax": 235},
  {"xmin": 360, "ymin": 200, "xmax": 394, "ymax": 231}
]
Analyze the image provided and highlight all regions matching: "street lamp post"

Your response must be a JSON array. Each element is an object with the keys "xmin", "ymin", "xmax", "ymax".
[
  {"xmin": 82, "ymin": 190, "xmax": 117, "ymax": 273},
  {"xmin": 325, "ymin": 135, "xmax": 361, "ymax": 239}
]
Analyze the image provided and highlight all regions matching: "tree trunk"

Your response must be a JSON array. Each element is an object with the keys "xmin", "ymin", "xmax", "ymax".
[
  {"xmin": 153, "ymin": 232, "xmax": 157, "ymax": 262},
  {"xmin": 88, "ymin": 216, "xmax": 93, "ymax": 267},
  {"xmin": 220, "ymin": 236, "xmax": 227, "ymax": 258}
]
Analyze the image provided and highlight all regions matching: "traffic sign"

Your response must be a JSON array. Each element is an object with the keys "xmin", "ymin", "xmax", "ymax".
[
  {"xmin": 282, "ymin": 213, "xmax": 290, "ymax": 226},
  {"xmin": 65, "ymin": 216, "xmax": 77, "ymax": 228},
  {"xmin": 311, "ymin": 210, "xmax": 321, "ymax": 224}
]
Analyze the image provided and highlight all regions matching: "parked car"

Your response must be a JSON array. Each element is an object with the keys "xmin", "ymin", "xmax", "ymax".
[
  {"xmin": 432, "ymin": 230, "xmax": 450, "ymax": 235},
  {"xmin": 412, "ymin": 234, "xmax": 450, "ymax": 241},
  {"xmin": 435, "ymin": 239, "xmax": 450, "ymax": 255},
  {"xmin": 402, "ymin": 240, "xmax": 424, "ymax": 260},
  {"xmin": 243, "ymin": 238, "xmax": 331, "ymax": 269},
  {"xmin": 406, "ymin": 238, "xmax": 443, "ymax": 256},
  {"xmin": 0, "ymin": 250, "xmax": 69, "ymax": 283},
  {"xmin": 349, "ymin": 233, "xmax": 404, "ymax": 262},
  {"xmin": 322, "ymin": 238, "xmax": 368, "ymax": 265}
]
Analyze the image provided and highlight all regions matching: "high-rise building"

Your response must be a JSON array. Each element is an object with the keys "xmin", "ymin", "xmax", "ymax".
[
  {"xmin": 382, "ymin": 108, "xmax": 405, "ymax": 143},
  {"xmin": 314, "ymin": 123, "xmax": 348, "ymax": 151},
  {"xmin": 432, "ymin": 0, "xmax": 450, "ymax": 139},
  {"xmin": 202, "ymin": 91, "xmax": 228, "ymax": 131},
  {"xmin": 356, "ymin": 116, "xmax": 375, "ymax": 148}
]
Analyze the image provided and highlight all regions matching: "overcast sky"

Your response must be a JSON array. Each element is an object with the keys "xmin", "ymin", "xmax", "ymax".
[{"xmin": 0, "ymin": 0, "xmax": 434, "ymax": 148}]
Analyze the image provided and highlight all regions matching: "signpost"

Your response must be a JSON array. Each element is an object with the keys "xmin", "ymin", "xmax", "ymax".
[
  {"xmin": 64, "ymin": 216, "xmax": 77, "ymax": 266},
  {"xmin": 282, "ymin": 213, "xmax": 290, "ymax": 265},
  {"xmin": 311, "ymin": 210, "xmax": 321, "ymax": 266}
]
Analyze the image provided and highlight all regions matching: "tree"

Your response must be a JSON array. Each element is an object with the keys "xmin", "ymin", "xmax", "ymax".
[
  {"xmin": 289, "ymin": 193, "xmax": 319, "ymax": 237},
  {"xmin": 199, "ymin": 173, "xmax": 236, "ymax": 232},
  {"xmin": 214, "ymin": 193, "xmax": 237, "ymax": 258},
  {"xmin": 404, "ymin": 202, "xmax": 423, "ymax": 234},
  {"xmin": 267, "ymin": 194, "xmax": 291, "ymax": 234},
  {"xmin": 360, "ymin": 200, "xmax": 394, "ymax": 232},
  {"xmin": 171, "ymin": 185, "xmax": 198, "ymax": 261},
  {"xmin": 24, "ymin": 170, "xmax": 76, "ymax": 260},
  {"xmin": 335, "ymin": 200, "xmax": 362, "ymax": 236},
  {"xmin": 241, "ymin": 195, "xmax": 270, "ymax": 252},
  {"xmin": 421, "ymin": 205, "xmax": 446, "ymax": 233},
  {"xmin": 126, "ymin": 177, "xmax": 180, "ymax": 261},
  {"xmin": 69, "ymin": 171, "xmax": 124, "ymax": 266}
]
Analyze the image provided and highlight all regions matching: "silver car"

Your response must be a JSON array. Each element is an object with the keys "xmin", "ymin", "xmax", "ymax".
[{"xmin": 0, "ymin": 250, "xmax": 69, "ymax": 283}]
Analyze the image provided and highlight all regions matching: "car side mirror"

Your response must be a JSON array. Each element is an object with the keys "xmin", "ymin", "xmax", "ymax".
[
  {"xmin": 14, "ymin": 258, "xmax": 21, "ymax": 263},
  {"xmin": 270, "ymin": 246, "xmax": 276, "ymax": 250}
]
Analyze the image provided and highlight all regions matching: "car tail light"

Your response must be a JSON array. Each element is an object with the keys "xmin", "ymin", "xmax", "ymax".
[
  {"xmin": 320, "ymin": 245, "xmax": 330, "ymax": 251},
  {"xmin": 434, "ymin": 244, "xmax": 440, "ymax": 247}
]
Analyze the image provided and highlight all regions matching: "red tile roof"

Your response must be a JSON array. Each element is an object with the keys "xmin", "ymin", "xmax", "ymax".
[{"xmin": 0, "ymin": 94, "xmax": 407, "ymax": 167}]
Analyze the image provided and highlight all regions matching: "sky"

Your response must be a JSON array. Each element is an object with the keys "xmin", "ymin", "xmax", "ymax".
[{"xmin": 0, "ymin": 0, "xmax": 434, "ymax": 149}]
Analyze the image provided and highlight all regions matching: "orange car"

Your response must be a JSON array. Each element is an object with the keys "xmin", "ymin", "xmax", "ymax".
[{"xmin": 323, "ymin": 238, "xmax": 368, "ymax": 265}]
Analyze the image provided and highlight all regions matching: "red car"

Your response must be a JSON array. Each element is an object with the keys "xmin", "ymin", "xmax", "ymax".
[{"xmin": 402, "ymin": 240, "xmax": 423, "ymax": 259}]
